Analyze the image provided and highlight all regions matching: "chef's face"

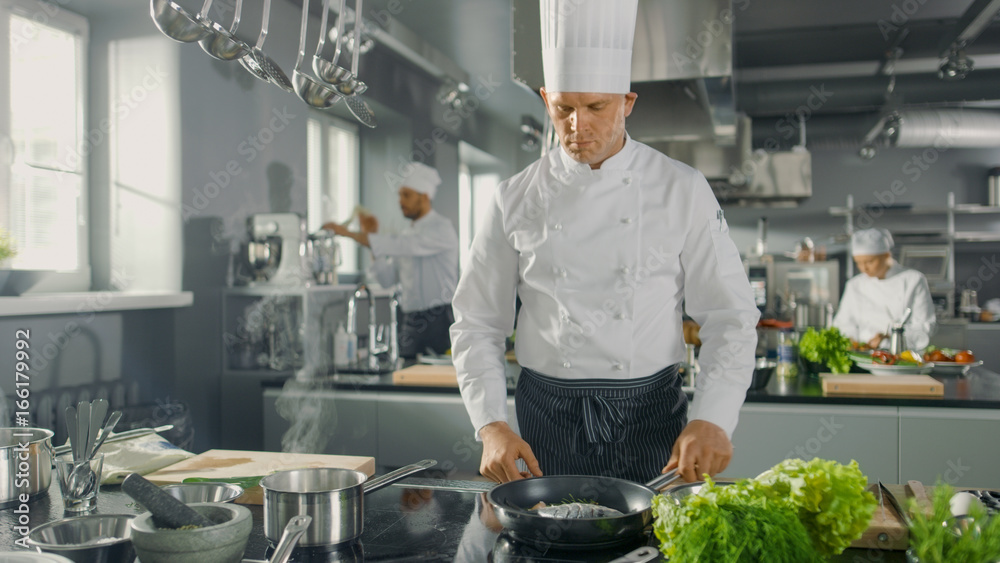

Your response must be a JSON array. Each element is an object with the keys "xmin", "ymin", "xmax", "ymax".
[
  {"xmin": 854, "ymin": 253, "xmax": 892, "ymax": 279},
  {"xmin": 540, "ymin": 89, "xmax": 637, "ymax": 169},
  {"xmin": 399, "ymin": 186, "xmax": 429, "ymax": 219}
]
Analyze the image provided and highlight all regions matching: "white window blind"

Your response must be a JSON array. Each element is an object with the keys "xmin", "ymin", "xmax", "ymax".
[
  {"xmin": 0, "ymin": 0, "xmax": 87, "ymax": 276},
  {"xmin": 307, "ymin": 112, "xmax": 360, "ymax": 274}
]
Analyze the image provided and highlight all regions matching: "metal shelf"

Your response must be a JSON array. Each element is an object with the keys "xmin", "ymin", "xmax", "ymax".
[
  {"xmin": 953, "ymin": 231, "xmax": 1000, "ymax": 243},
  {"xmin": 952, "ymin": 204, "xmax": 1000, "ymax": 215}
]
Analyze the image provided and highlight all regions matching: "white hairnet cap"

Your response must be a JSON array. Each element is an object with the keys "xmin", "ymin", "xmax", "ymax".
[
  {"xmin": 399, "ymin": 162, "xmax": 441, "ymax": 199},
  {"xmin": 541, "ymin": 0, "xmax": 638, "ymax": 94},
  {"xmin": 851, "ymin": 228, "xmax": 894, "ymax": 256}
]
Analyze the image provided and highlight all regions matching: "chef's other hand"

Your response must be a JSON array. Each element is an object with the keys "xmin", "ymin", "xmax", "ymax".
[
  {"xmin": 321, "ymin": 221, "xmax": 350, "ymax": 237},
  {"xmin": 478, "ymin": 421, "xmax": 542, "ymax": 483},
  {"xmin": 359, "ymin": 213, "xmax": 379, "ymax": 234},
  {"xmin": 664, "ymin": 419, "xmax": 732, "ymax": 483}
]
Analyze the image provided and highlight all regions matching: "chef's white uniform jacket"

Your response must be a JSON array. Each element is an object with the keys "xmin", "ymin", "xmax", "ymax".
[
  {"xmin": 832, "ymin": 262, "xmax": 936, "ymax": 350},
  {"xmin": 450, "ymin": 135, "xmax": 760, "ymax": 439},
  {"xmin": 368, "ymin": 209, "xmax": 459, "ymax": 313}
]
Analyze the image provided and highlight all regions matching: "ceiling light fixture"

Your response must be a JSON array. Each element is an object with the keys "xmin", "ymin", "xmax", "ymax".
[{"xmin": 938, "ymin": 48, "xmax": 974, "ymax": 80}]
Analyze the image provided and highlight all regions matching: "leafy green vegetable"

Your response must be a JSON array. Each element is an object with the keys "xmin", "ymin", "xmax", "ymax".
[
  {"xmin": 0, "ymin": 228, "xmax": 16, "ymax": 262},
  {"xmin": 753, "ymin": 458, "xmax": 876, "ymax": 556},
  {"xmin": 908, "ymin": 484, "xmax": 1000, "ymax": 563},
  {"xmin": 798, "ymin": 327, "xmax": 853, "ymax": 373},
  {"xmin": 653, "ymin": 458, "xmax": 877, "ymax": 560},
  {"xmin": 653, "ymin": 478, "xmax": 822, "ymax": 563}
]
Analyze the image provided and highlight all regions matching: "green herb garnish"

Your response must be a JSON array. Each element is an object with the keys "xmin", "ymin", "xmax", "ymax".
[{"xmin": 908, "ymin": 484, "xmax": 1000, "ymax": 563}]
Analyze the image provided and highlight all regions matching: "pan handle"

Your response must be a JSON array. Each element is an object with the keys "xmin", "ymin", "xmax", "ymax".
[
  {"xmin": 362, "ymin": 459, "xmax": 437, "ymax": 495},
  {"xmin": 645, "ymin": 468, "xmax": 680, "ymax": 491},
  {"xmin": 608, "ymin": 546, "xmax": 660, "ymax": 563}
]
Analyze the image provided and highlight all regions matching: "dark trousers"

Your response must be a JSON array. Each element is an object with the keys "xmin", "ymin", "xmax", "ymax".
[
  {"xmin": 398, "ymin": 304, "xmax": 454, "ymax": 359},
  {"xmin": 515, "ymin": 365, "xmax": 687, "ymax": 482}
]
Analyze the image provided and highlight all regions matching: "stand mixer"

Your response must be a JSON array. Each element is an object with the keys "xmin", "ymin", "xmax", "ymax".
[{"xmin": 247, "ymin": 213, "xmax": 308, "ymax": 286}]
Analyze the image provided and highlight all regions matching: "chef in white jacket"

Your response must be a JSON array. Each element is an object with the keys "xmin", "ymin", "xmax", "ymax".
[
  {"xmin": 325, "ymin": 162, "xmax": 459, "ymax": 358},
  {"xmin": 833, "ymin": 228, "xmax": 936, "ymax": 350},
  {"xmin": 450, "ymin": 0, "xmax": 759, "ymax": 484}
]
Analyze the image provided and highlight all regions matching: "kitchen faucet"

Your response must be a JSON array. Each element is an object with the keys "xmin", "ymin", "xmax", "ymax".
[{"xmin": 346, "ymin": 284, "xmax": 399, "ymax": 371}]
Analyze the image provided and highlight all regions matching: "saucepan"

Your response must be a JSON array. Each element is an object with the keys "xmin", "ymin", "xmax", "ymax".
[
  {"xmin": 1, "ymin": 427, "xmax": 54, "ymax": 508},
  {"xmin": 485, "ymin": 469, "xmax": 679, "ymax": 549},
  {"xmin": 260, "ymin": 459, "xmax": 436, "ymax": 547}
]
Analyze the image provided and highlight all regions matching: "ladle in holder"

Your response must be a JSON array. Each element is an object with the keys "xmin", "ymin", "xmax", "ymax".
[
  {"xmin": 198, "ymin": 0, "xmax": 250, "ymax": 61},
  {"xmin": 293, "ymin": 0, "xmax": 341, "ymax": 108}
]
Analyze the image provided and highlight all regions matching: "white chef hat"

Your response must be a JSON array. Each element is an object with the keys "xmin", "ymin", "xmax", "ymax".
[
  {"xmin": 399, "ymin": 162, "xmax": 441, "ymax": 199},
  {"xmin": 540, "ymin": 0, "xmax": 639, "ymax": 94},
  {"xmin": 851, "ymin": 228, "xmax": 894, "ymax": 256}
]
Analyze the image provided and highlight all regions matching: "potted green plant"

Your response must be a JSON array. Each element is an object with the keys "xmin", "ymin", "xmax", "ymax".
[{"xmin": 0, "ymin": 227, "xmax": 16, "ymax": 265}]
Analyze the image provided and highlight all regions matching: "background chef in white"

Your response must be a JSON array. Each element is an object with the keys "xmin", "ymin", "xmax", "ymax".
[
  {"xmin": 325, "ymin": 162, "xmax": 459, "ymax": 358},
  {"xmin": 450, "ymin": 0, "xmax": 760, "ymax": 484},
  {"xmin": 833, "ymin": 228, "xmax": 937, "ymax": 350}
]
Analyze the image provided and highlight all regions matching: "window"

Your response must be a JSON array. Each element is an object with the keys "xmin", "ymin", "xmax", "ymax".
[
  {"xmin": 0, "ymin": 0, "xmax": 88, "ymax": 286},
  {"xmin": 458, "ymin": 163, "xmax": 499, "ymax": 269},
  {"xmin": 307, "ymin": 112, "xmax": 360, "ymax": 275}
]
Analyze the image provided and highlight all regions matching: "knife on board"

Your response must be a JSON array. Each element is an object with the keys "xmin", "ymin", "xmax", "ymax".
[{"xmin": 879, "ymin": 480, "xmax": 912, "ymax": 529}]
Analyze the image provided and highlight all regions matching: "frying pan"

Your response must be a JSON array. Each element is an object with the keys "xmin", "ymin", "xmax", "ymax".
[{"xmin": 486, "ymin": 470, "xmax": 679, "ymax": 549}]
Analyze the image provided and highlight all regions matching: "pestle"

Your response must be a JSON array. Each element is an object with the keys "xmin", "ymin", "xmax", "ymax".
[{"xmin": 122, "ymin": 473, "xmax": 216, "ymax": 529}]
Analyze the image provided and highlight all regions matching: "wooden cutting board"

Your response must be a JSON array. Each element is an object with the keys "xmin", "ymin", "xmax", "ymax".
[
  {"xmin": 392, "ymin": 364, "xmax": 458, "ymax": 387},
  {"xmin": 851, "ymin": 481, "xmax": 935, "ymax": 551},
  {"xmin": 144, "ymin": 450, "xmax": 375, "ymax": 505},
  {"xmin": 821, "ymin": 374, "xmax": 944, "ymax": 397}
]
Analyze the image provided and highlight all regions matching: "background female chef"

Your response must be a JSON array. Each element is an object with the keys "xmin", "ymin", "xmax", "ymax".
[
  {"xmin": 833, "ymin": 228, "xmax": 937, "ymax": 350},
  {"xmin": 450, "ymin": 0, "xmax": 759, "ymax": 484}
]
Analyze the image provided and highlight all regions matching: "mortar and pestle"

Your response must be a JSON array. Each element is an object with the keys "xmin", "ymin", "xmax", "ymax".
[{"xmin": 123, "ymin": 473, "xmax": 252, "ymax": 563}]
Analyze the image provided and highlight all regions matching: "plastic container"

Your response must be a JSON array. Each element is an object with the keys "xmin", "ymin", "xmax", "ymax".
[
  {"xmin": 333, "ymin": 323, "xmax": 356, "ymax": 368},
  {"xmin": 776, "ymin": 330, "xmax": 799, "ymax": 378}
]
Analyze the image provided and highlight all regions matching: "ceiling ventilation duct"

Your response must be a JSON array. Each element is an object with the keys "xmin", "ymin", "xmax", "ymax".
[
  {"xmin": 860, "ymin": 109, "xmax": 1000, "ymax": 158},
  {"xmin": 891, "ymin": 109, "xmax": 1000, "ymax": 147}
]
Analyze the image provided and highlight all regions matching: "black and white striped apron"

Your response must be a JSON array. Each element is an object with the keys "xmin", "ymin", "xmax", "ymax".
[{"xmin": 515, "ymin": 365, "xmax": 687, "ymax": 483}]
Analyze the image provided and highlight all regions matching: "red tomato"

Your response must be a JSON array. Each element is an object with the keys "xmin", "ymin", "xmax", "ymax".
[
  {"xmin": 953, "ymin": 350, "xmax": 975, "ymax": 363},
  {"xmin": 872, "ymin": 350, "xmax": 896, "ymax": 365},
  {"xmin": 929, "ymin": 350, "xmax": 949, "ymax": 362}
]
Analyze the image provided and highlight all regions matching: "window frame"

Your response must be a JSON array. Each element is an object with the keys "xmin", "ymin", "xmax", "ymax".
[
  {"xmin": 0, "ymin": 0, "xmax": 89, "ymax": 291},
  {"xmin": 306, "ymin": 109, "xmax": 361, "ymax": 276}
]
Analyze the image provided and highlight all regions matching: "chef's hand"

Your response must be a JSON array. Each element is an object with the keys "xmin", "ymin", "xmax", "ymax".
[
  {"xmin": 664, "ymin": 419, "xmax": 732, "ymax": 483},
  {"xmin": 868, "ymin": 333, "xmax": 886, "ymax": 349},
  {"xmin": 478, "ymin": 421, "xmax": 542, "ymax": 483},
  {"xmin": 321, "ymin": 221, "xmax": 350, "ymax": 236},
  {"xmin": 359, "ymin": 213, "xmax": 379, "ymax": 234}
]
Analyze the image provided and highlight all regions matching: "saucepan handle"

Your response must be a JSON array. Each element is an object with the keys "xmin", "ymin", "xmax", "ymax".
[
  {"xmin": 645, "ymin": 468, "xmax": 680, "ymax": 491},
  {"xmin": 362, "ymin": 459, "xmax": 437, "ymax": 495}
]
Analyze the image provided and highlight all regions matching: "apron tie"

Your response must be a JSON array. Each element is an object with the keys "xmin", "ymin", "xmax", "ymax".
[{"xmin": 580, "ymin": 394, "xmax": 626, "ymax": 444}]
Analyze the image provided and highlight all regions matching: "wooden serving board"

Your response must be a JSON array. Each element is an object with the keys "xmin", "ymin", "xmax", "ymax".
[
  {"xmin": 392, "ymin": 364, "xmax": 458, "ymax": 387},
  {"xmin": 821, "ymin": 374, "xmax": 944, "ymax": 397},
  {"xmin": 852, "ymin": 481, "xmax": 937, "ymax": 551},
  {"xmin": 144, "ymin": 450, "xmax": 375, "ymax": 505}
]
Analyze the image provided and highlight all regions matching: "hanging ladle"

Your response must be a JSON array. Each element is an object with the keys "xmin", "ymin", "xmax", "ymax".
[
  {"xmin": 293, "ymin": 0, "xmax": 341, "ymax": 109},
  {"xmin": 150, "ymin": 0, "xmax": 210, "ymax": 43},
  {"xmin": 238, "ymin": 0, "xmax": 294, "ymax": 93},
  {"xmin": 338, "ymin": 0, "xmax": 377, "ymax": 127},
  {"xmin": 198, "ymin": 0, "xmax": 250, "ymax": 61},
  {"xmin": 313, "ymin": 0, "xmax": 352, "ymax": 85}
]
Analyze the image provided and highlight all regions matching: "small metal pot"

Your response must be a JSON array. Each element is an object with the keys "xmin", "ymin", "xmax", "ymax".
[
  {"xmin": 1, "ymin": 427, "xmax": 54, "ymax": 508},
  {"xmin": 261, "ymin": 460, "xmax": 435, "ymax": 547}
]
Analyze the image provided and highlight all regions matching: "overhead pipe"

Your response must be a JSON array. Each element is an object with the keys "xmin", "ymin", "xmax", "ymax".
[{"xmin": 890, "ymin": 109, "xmax": 1000, "ymax": 147}]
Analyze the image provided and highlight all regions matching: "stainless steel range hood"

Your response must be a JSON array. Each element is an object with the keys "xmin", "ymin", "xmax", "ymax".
[{"xmin": 512, "ymin": 0, "xmax": 812, "ymax": 205}]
